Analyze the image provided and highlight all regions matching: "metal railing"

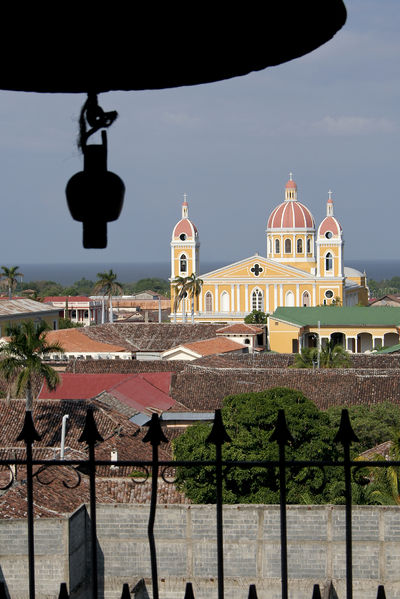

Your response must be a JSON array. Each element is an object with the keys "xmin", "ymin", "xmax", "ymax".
[{"xmin": 0, "ymin": 408, "xmax": 395, "ymax": 599}]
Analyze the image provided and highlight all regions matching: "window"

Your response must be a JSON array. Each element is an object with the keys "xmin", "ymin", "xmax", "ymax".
[
  {"xmin": 53, "ymin": 320, "xmax": 58, "ymax": 330},
  {"xmin": 179, "ymin": 233, "xmax": 186, "ymax": 241},
  {"xmin": 302, "ymin": 291, "xmax": 310, "ymax": 307},
  {"xmin": 71, "ymin": 310, "xmax": 77, "ymax": 319},
  {"xmin": 325, "ymin": 290, "xmax": 334, "ymax": 299},
  {"xmin": 285, "ymin": 291, "xmax": 294, "ymax": 306},
  {"xmin": 284, "ymin": 239, "xmax": 291, "ymax": 254},
  {"xmin": 325, "ymin": 253, "xmax": 333, "ymax": 272},
  {"xmin": 205, "ymin": 292, "xmax": 213, "ymax": 312},
  {"xmin": 307, "ymin": 238, "xmax": 311, "ymax": 254},
  {"xmin": 221, "ymin": 291, "xmax": 230, "ymax": 312},
  {"xmin": 252, "ymin": 288, "xmax": 263, "ymax": 311},
  {"xmin": 297, "ymin": 239, "xmax": 303, "ymax": 253},
  {"xmin": 275, "ymin": 239, "xmax": 280, "ymax": 254},
  {"xmin": 325, "ymin": 231, "xmax": 333, "ymax": 239},
  {"xmin": 180, "ymin": 254, "xmax": 187, "ymax": 273}
]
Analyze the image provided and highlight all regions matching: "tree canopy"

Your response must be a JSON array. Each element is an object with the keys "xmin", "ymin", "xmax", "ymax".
[
  {"xmin": 244, "ymin": 310, "xmax": 268, "ymax": 324},
  {"xmin": 174, "ymin": 390, "xmax": 400, "ymax": 505},
  {"xmin": 173, "ymin": 388, "xmax": 344, "ymax": 504}
]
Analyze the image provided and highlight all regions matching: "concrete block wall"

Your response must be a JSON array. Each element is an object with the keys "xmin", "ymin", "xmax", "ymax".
[
  {"xmin": 94, "ymin": 504, "xmax": 400, "ymax": 599},
  {"xmin": 3, "ymin": 504, "xmax": 400, "ymax": 599}
]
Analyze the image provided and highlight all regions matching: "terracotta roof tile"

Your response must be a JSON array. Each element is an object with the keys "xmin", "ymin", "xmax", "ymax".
[
  {"xmin": 45, "ymin": 329, "xmax": 127, "ymax": 353},
  {"xmin": 216, "ymin": 324, "xmax": 263, "ymax": 334},
  {"xmin": 180, "ymin": 337, "xmax": 245, "ymax": 357}
]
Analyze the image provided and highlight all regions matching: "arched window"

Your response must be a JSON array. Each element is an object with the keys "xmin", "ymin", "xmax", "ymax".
[
  {"xmin": 307, "ymin": 238, "xmax": 311, "ymax": 254},
  {"xmin": 268, "ymin": 238, "xmax": 272, "ymax": 255},
  {"xmin": 325, "ymin": 252, "xmax": 333, "ymax": 272},
  {"xmin": 285, "ymin": 290, "xmax": 295, "ymax": 306},
  {"xmin": 297, "ymin": 238, "xmax": 303, "ymax": 253},
  {"xmin": 221, "ymin": 291, "xmax": 230, "ymax": 312},
  {"xmin": 284, "ymin": 239, "xmax": 291, "ymax": 254},
  {"xmin": 302, "ymin": 291, "xmax": 310, "ymax": 307},
  {"xmin": 252, "ymin": 288, "xmax": 263, "ymax": 311},
  {"xmin": 275, "ymin": 239, "xmax": 280, "ymax": 254},
  {"xmin": 205, "ymin": 291, "xmax": 213, "ymax": 312},
  {"xmin": 180, "ymin": 254, "xmax": 187, "ymax": 273}
]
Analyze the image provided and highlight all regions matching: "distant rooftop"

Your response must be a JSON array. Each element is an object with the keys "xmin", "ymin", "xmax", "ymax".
[{"xmin": 271, "ymin": 307, "xmax": 400, "ymax": 327}]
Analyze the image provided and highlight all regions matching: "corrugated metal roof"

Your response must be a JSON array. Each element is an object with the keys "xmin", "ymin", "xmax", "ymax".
[
  {"xmin": 271, "ymin": 307, "xmax": 400, "ymax": 327},
  {"xmin": 0, "ymin": 298, "xmax": 59, "ymax": 317}
]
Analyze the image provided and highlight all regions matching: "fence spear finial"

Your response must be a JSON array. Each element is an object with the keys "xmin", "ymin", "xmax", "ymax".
[
  {"xmin": 142, "ymin": 413, "xmax": 168, "ymax": 446},
  {"xmin": 334, "ymin": 409, "xmax": 359, "ymax": 446},
  {"xmin": 78, "ymin": 408, "xmax": 103, "ymax": 445},
  {"xmin": 270, "ymin": 409, "xmax": 294, "ymax": 446},
  {"xmin": 120, "ymin": 583, "xmax": 131, "ymax": 598},
  {"xmin": 377, "ymin": 585, "xmax": 386, "ymax": 599},
  {"xmin": 58, "ymin": 582, "xmax": 69, "ymax": 599},
  {"xmin": 312, "ymin": 584, "xmax": 322, "ymax": 599},
  {"xmin": 16, "ymin": 410, "xmax": 41, "ymax": 444},
  {"xmin": 206, "ymin": 409, "xmax": 231, "ymax": 445},
  {"xmin": 248, "ymin": 584, "xmax": 258, "ymax": 598},
  {"xmin": 184, "ymin": 582, "xmax": 195, "ymax": 599}
]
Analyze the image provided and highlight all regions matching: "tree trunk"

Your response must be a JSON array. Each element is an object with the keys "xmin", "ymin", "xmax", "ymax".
[
  {"xmin": 191, "ymin": 297, "xmax": 194, "ymax": 324},
  {"xmin": 8, "ymin": 286, "xmax": 11, "ymax": 300},
  {"xmin": 101, "ymin": 297, "xmax": 105, "ymax": 324},
  {"xmin": 26, "ymin": 379, "xmax": 33, "ymax": 411}
]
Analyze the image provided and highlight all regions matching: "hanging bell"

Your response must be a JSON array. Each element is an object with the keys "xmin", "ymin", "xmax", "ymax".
[{"xmin": 65, "ymin": 131, "xmax": 125, "ymax": 248}]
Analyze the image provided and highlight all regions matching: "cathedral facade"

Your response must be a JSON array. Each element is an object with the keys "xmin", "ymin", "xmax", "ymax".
[{"xmin": 170, "ymin": 176, "xmax": 368, "ymax": 323}]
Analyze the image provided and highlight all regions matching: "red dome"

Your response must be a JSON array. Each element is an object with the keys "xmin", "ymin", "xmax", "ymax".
[
  {"xmin": 267, "ymin": 201, "xmax": 315, "ymax": 229},
  {"xmin": 318, "ymin": 215, "xmax": 342, "ymax": 237},
  {"xmin": 172, "ymin": 218, "xmax": 198, "ymax": 239},
  {"xmin": 285, "ymin": 179, "xmax": 297, "ymax": 189}
]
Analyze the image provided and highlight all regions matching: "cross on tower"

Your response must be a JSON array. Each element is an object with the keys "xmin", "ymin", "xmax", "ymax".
[{"xmin": 251, "ymin": 263, "xmax": 263, "ymax": 277}]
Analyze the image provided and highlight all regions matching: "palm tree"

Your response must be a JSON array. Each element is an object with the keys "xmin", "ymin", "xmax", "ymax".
[
  {"xmin": 172, "ymin": 275, "xmax": 190, "ymax": 323},
  {"xmin": 185, "ymin": 273, "xmax": 203, "ymax": 324},
  {"xmin": 94, "ymin": 269, "xmax": 123, "ymax": 323},
  {"xmin": 0, "ymin": 321, "xmax": 64, "ymax": 411},
  {"xmin": 293, "ymin": 340, "xmax": 351, "ymax": 369},
  {"xmin": 1, "ymin": 265, "xmax": 23, "ymax": 299},
  {"xmin": 319, "ymin": 339, "xmax": 351, "ymax": 368}
]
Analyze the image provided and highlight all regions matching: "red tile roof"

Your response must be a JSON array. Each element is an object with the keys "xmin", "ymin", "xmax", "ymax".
[
  {"xmin": 179, "ymin": 336, "xmax": 244, "ymax": 357},
  {"xmin": 216, "ymin": 323, "xmax": 263, "ymax": 335},
  {"xmin": 43, "ymin": 296, "xmax": 92, "ymax": 303},
  {"xmin": 38, "ymin": 372, "xmax": 176, "ymax": 413},
  {"xmin": 45, "ymin": 329, "xmax": 127, "ymax": 353}
]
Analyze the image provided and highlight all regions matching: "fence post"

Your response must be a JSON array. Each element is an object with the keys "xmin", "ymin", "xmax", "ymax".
[
  {"xmin": 142, "ymin": 413, "xmax": 168, "ymax": 599},
  {"xmin": 78, "ymin": 409, "xmax": 103, "ymax": 599},
  {"xmin": 206, "ymin": 409, "xmax": 231, "ymax": 599},
  {"xmin": 16, "ymin": 411, "xmax": 41, "ymax": 599},
  {"xmin": 270, "ymin": 409, "xmax": 294, "ymax": 599},
  {"xmin": 334, "ymin": 409, "xmax": 359, "ymax": 599}
]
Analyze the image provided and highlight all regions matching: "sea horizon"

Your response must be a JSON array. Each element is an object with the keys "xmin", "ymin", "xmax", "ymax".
[{"xmin": 10, "ymin": 259, "xmax": 400, "ymax": 286}]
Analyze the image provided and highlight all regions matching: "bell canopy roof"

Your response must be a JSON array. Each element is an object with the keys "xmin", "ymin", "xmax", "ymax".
[
  {"xmin": 267, "ymin": 174, "xmax": 315, "ymax": 231},
  {"xmin": 317, "ymin": 191, "xmax": 342, "ymax": 238},
  {"xmin": 172, "ymin": 194, "xmax": 198, "ymax": 241}
]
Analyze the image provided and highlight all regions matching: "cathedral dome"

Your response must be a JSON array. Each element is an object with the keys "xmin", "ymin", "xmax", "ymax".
[{"xmin": 267, "ymin": 175, "xmax": 315, "ymax": 230}]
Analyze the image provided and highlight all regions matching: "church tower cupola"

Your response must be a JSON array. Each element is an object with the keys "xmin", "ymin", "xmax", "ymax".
[
  {"xmin": 171, "ymin": 194, "xmax": 200, "ymax": 279},
  {"xmin": 316, "ymin": 190, "xmax": 343, "ymax": 280}
]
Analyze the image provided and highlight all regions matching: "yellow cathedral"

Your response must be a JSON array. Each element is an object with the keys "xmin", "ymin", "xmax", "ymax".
[{"xmin": 170, "ymin": 175, "xmax": 369, "ymax": 323}]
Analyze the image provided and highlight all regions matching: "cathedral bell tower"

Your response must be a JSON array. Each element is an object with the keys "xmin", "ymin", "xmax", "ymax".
[
  {"xmin": 170, "ymin": 195, "xmax": 200, "ymax": 318},
  {"xmin": 316, "ymin": 191, "xmax": 344, "ymax": 283}
]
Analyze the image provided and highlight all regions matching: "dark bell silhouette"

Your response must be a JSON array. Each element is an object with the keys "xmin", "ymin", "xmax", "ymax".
[{"xmin": 66, "ymin": 131, "xmax": 125, "ymax": 248}]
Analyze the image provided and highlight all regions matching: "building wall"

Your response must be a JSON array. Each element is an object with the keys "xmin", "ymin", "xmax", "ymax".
[{"xmin": 2, "ymin": 505, "xmax": 400, "ymax": 599}]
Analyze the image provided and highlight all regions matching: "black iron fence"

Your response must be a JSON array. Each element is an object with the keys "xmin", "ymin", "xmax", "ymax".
[{"xmin": 0, "ymin": 408, "xmax": 395, "ymax": 599}]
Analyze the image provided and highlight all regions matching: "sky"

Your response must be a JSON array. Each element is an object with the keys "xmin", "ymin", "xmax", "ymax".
[{"xmin": 0, "ymin": 1, "xmax": 399, "ymax": 267}]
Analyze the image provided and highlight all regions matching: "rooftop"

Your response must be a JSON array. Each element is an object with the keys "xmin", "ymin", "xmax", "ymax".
[
  {"xmin": 45, "ymin": 328, "xmax": 127, "ymax": 353},
  {"xmin": 271, "ymin": 306, "xmax": 400, "ymax": 327}
]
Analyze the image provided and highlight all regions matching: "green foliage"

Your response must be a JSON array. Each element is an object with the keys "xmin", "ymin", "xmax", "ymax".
[
  {"xmin": 244, "ymin": 310, "xmax": 268, "ymax": 324},
  {"xmin": 293, "ymin": 341, "xmax": 351, "ymax": 369},
  {"xmin": 368, "ymin": 276, "xmax": 400, "ymax": 298},
  {"xmin": 0, "ymin": 321, "xmax": 64, "ymax": 410},
  {"xmin": 326, "ymin": 403, "xmax": 400, "ymax": 455},
  {"xmin": 0, "ymin": 265, "xmax": 23, "ymax": 298},
  {"xmin": 58, "ymin": 317, "xmax": 84, "ymax": 329},
  {"xmin": 174, "ymin": 388, "xmax": 342, "ymax": 504},
  {"xmin": 123, "ymin": 278, "xmax": 170, "ymax": 296}
]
